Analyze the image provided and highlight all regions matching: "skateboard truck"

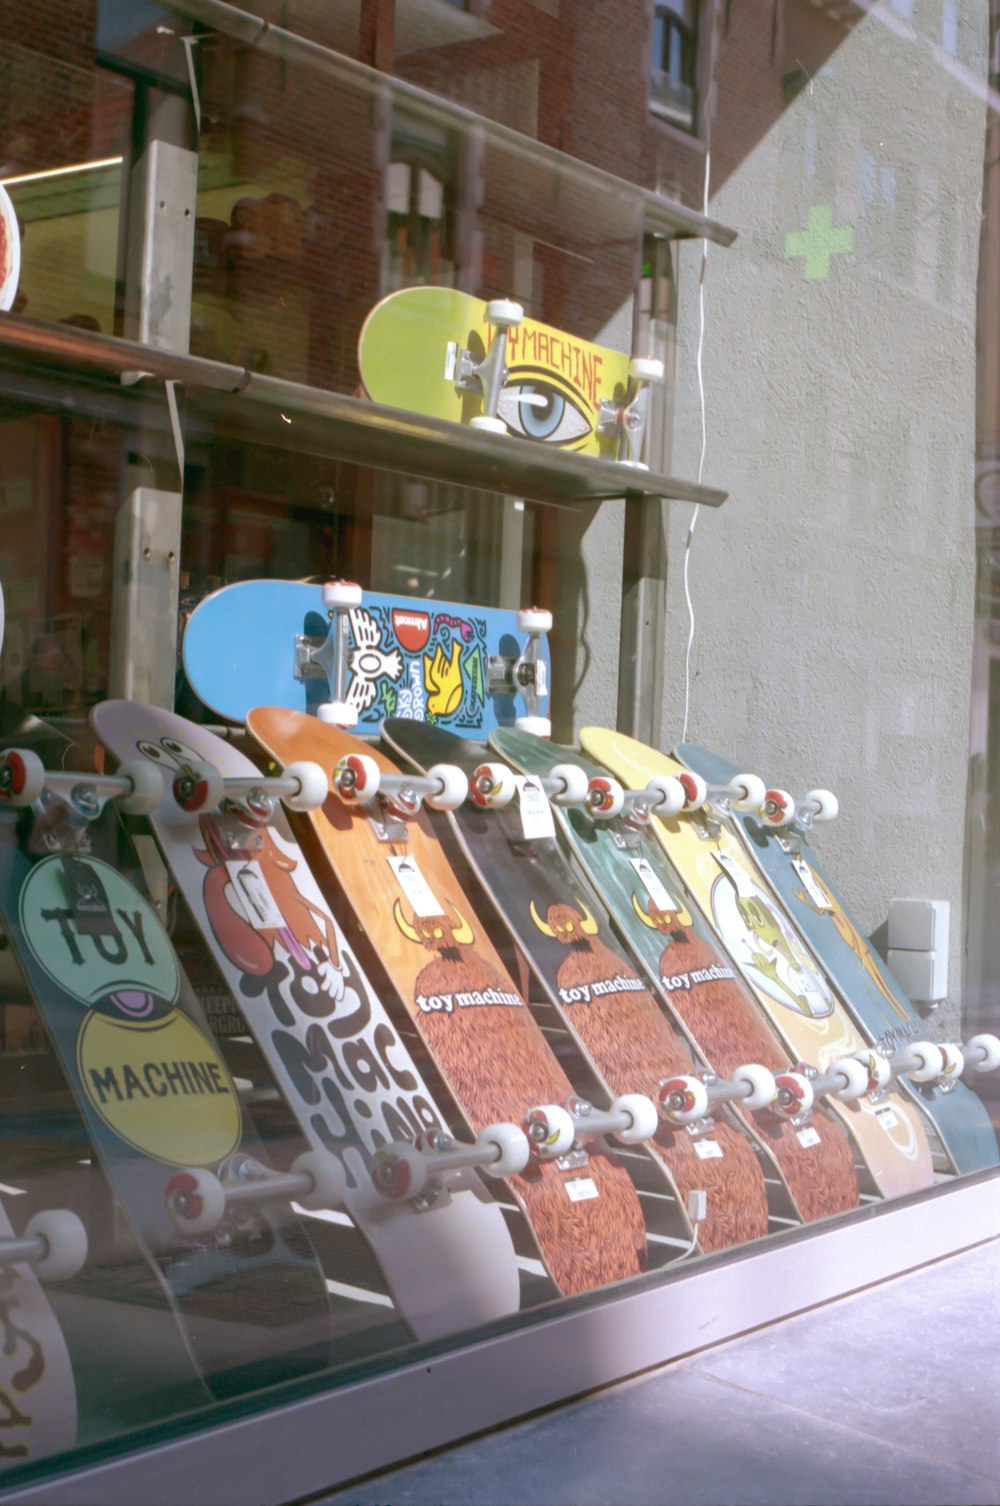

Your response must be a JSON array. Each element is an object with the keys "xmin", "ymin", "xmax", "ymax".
[
  {"xmin": 293, "ymin": 579, "xmax": 363, "ymax": 728},
  {"xmin": 487, "ymin": 606, "xmax": 552, "ymax": 735},
  {"xmin": 370, "ymin": 1121, "xmax": 531, "ymax": 1206},
  {"xmin": 451, "ymin": 298, "xmax": 524, "ymax": 435},
  {"xmin": 525, "ymin": 1094, "xmax": 660, "ymax": 1168},
  {"xmin": 658, "ymin": 1063, "xmax": 778, "ymax": 1128},
  {"xmin": 0, "ymin": 1208, "xmax": 88, "ymax": 1282},
  {"xmin": 0, "ymin": 748, "xmax": 166, "ymax": 853},
  {"xmin": 585, "ymin": 774, "xmax": 688, "ymax": 847},
  {"xmin": 770, "ymin": 1057, "xmax": 873, "ymax": 1122},
  {"xmin": 332, "ymin": 753, "xmax": 467, "ymax": 837},
  {"xmin": 595, "ymin": 355, "xmax": 664, "ymax": 467},
  {"xmin": 165, "ymin": 1149, "xmax": 347, "ymax": 1235},
  {"xmin": 875, "ymin": 1036, "xmax": 1000, "ymax": 1093},
  {"xmin": 756, "ymin": 787, "xmax": 838, "ymax": 832},
  {"xmin": 170, "ymin": 758, "xmax": 328, "ymax": 823}
]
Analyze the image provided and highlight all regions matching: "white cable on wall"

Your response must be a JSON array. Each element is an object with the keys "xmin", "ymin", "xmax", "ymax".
[{"xmin": 680, "ymin": 140, "xmax": 711, "ymax": 744}]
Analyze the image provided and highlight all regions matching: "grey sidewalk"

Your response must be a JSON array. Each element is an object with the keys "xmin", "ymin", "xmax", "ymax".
[{"xmin": 318, "ymin": 1238, "xmax": 1000, "ymax": 1506}]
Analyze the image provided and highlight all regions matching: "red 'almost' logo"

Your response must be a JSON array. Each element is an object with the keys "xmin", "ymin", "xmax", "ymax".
[{"xmin": 392, "ymin": 609, "xmax": 430, "ymax": 653}]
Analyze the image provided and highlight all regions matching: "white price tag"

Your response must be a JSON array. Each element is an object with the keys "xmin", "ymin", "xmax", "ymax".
[
  {"xmin": 563, "ymin": 1175, "xmax": 599, "ymax": 1203},
  {"xmin": 444, "ymin": 341, "xmax": 458, "ymax": 381},
  {"xmin": 516, "ymin": 775, "xmax": 555, "ymax": 840},
  {"xmin": 792, "ymin": 858, "xmax": 831, "ymax": 912},
  {"xmin": 534, "ymin": 660, "xmax": 548, "ymax": 697},
  {"xmin": 629, "ymin": 856, "xmax": 680, "ymax": 914},
  {"xmin": 225, "ymin": 860, "xmax": 286, "ymax": 930},
  {"xmin": 796, "ymin": 1126, "xmax": 821, "ymax": 1148},
  {"xmin": 693, "ymin": 1138, "xmax": 723, "ymax": 1161},
  {"xmin": 388, "ymin": 856, "xmax": 444, "ymax": 917},
  {"xmin": 875, "ymin": 1106, "xmax": 899, "ymax": 1131}
]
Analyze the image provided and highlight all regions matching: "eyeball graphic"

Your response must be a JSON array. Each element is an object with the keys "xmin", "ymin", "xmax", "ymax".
[
  {"xmin": 137, "ymin": 736, "xmax": 203, "ymax": 770},
  {"xmin": 497, "ymin": 370, "xmax": 592, "ymax": 447}
]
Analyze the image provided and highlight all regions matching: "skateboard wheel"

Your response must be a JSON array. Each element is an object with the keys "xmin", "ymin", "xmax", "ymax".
[
  {"xmin": 283, "ymin": 760, "xmax": 328, "ymax": 811},
  {"xmin": 906, "ymin": 1041, "xmax": 946, "ymax": 1082},
  {"xmin": 291, "ymin": 1149, "xmax": 347, "ymax": 1210},
  {"xmin": 477, "ymin": 1122, "xmax": 531, "ymax": 1178},
  {"xmin": 485, "ymin": 298, "xmax": 524, "ymax": 328},
  {"xmin": 731, "ymin": 1062, "xmax": 778, "ymax": 1111},
  {"xmin": 371, "ymin": 1143, "xmax": 428, "ymax": 1201},
  {"xmin": 171, "ymin": 759, "xmax": 224, "ymax": 814},
  {"xmin": 829, "ymin": 1056, "xmax": 870, "ymax": 1102},
  {"xmin": 586, "ymin": 776, "xmax": 625, "ymax": 820},
  {"xmin": 773, "ymin": 1070, "xmax": 814, "ymax": 1119},
  {"xmin": 548, "ymin": 763, "xmax": 589, "ymax": 806},
  {"xmin": 318, "ymin": 700, "xmax": 359, "ymax": 728},
  {"xmin": 937, "ymin": 1042, "xmax": 966, "ymax": 1081},
  {"xmin": 525, "ymin": 1104, "xmax": 575, "ymax": 1158},
  {"xmin": 469, "ymin": 761, "xmax": 516, "ymax": 809},
  {"xmin": 854, "ymin": 1050, "xmax": 892, "ymax": 1091},
  {"xmin": 965, "ymin": 1033, "xmax": 1000, "ymax": 1072},
  {"xmin": 610, "ymin": 1093, "xmax": 659, "ymax": 1145},
  {"xmin": 117, "ymin": 758, "xmax": 166, "ymax": 814},
  {"xmin": 728, "ymin": 774, "xmax": 767, "ymax": 811},
  {"xmin": 515, "ymin": 715, "xmax": 552, "ymax": 737},
  {"xmin": 24, "ymin": 1209, "xmax": 87, "ymax": 1282},
  {"xmin": 333, "ymin": 753, "xmax": 380, "ymax": 804},
  {"xmin": 425, "ymin": 763, "xmax": 469, "ymax": 811},
  {"xmin": 804, "ymin": 788, "xmax": 838, "ymax": 822},
  {"xmin": 166, "ymin": 1167, "xmax": 226, "ymax": 1233},
  {"xmin": 470, "ymin": 415, "xmax": 508, "ymax": 435},
  {"xmin": 761, "ymin": 789, "xmax": 795, "ymax": 828},
  {"xmin": 676, "ymin": 771, "xmax": 707, "ymax": 811},
  {"xmin": 646, "ymin": 774, "xmax": 686, "ymax": 817},
  {"xmin": 321, "ymin": 579, "xmax": 363, "ymax": 609},
  {"xmin": 516, "ymin": 606, "xmax": 553, "ymax": 634},
  {"xmin": 657, "ymin": 1074, "xmax": 709, "ymax": 1125},
  {"xmin": 0, "ymin": 748, "xmax": 44, "ymax": 806},
  {"xmin": 628, "ymin": 355, "xmax": 664, "ymax": 381}
]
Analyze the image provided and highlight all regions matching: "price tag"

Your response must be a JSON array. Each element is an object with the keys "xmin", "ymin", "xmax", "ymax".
[
  {"xmin": 693, "ymin": 1138, "xmax": 723, "ymax": 1160},
  {"xmin": 875, "ymin": 1106, "xmax": 899, "ymax": 1131},
  {"xmin": 629, "ymin": 856, "xmax": 681, "ymax": 914},
  {"xmin": 516, "ymin": 775, "xmax": 555, "ymax": 840},
  {"xmin": 388, "ymin": 855, "xmax": 444, "ymax": 917},
  {"xmin": 792, "ymin": 858, "xmax": 831, "ymax": 911},
  {"xmin": 563, "ymin": 1176, "xmax": 599, "ymax": 1203},
  {"xmin": 796, "ymin": 1126, "xmax": 821, "ymax": 1148},
  {"xmin": 444, "ymin": 341, "xmax": 458, "ymax": 381},
  {"xmin": 534, "ymin": 660, "xmax": 548, "ymax": 697},
  {"xmin": 225, "ymin": 860, "xmax": 286, "ymax": 930}
]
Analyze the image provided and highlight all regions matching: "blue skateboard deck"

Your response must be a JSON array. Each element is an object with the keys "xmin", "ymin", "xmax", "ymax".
[
  {"xmin": 182, "ymin": 580, "xmax": 550, "ymax": 737},
  {"xmin": 677, "ymin": 743, "xmax": 999, "ymax": 1175}
]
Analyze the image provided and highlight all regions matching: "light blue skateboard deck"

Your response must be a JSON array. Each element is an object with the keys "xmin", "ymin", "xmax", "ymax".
[{"xmin": 182, "ymin": 579, "xmax": 550, "ymax": 737}]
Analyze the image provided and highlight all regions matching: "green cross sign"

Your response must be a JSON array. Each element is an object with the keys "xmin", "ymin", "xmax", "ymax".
[{"xmin": 785, "ymin": 206, "xmax": 854, "ymax": 281}]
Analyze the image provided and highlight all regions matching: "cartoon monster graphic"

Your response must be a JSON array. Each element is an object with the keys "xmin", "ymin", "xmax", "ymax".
[
  {"xmin": 392, "ymin": 899, "xmax": 509, "ymax": 1003},
  {"xmin": 344, "ymin": 607, "xmax": 404, "ymax": 718},
  {"xmin": 711, "ymin": 856, "xmax": 833, "ymax": 1019},
  {"xmin": 792, "ymin": 863, "xmax": 911, "ymax": 1023},
  {"xmin": 423, "ymin": 639, "xmax": 464, "ymax": 719}
]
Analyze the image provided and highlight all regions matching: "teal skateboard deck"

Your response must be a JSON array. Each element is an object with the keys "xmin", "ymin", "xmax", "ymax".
[
  {"xmin": 182, "ymin": 579, "xmax": 550, "ymax": 737},
  {"xmin": 492, "ymin": 728, "xmax": 860, "ymax": 1224},
  {"xmin": 676, "ymin": 743, "xmax": 999, "ymax": 1175}
]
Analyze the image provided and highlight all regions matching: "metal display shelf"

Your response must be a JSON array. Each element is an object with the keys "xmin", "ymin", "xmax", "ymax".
[{"xmin": 0, "ymin": 316, "xmax": 728, "ymax": 510}]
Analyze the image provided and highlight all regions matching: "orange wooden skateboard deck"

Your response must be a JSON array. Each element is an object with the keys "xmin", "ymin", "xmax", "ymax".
[{"xmin": 247, "ymin": 708, "xmax": 647, "ymax": 1296}]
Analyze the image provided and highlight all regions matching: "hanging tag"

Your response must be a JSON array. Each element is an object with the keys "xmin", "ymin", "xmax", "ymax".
[
  {"xmin": 629, "ymin": 856, "xmax": 680, "ymax": 914},
  {"xmin": 796, "ymin": 1126, "xmax": 821, "ymax": 1148},
  {"xmin": 59, "ymin": 855, "xmax": 117, "ymax": 938},
  {"xmin": 693, "ymin": 1138, "xmax": 723, "ymax": 1160},
  {"xmin": 533, "ymin": 660, "xmax": 548, "ymax": 698},
  {"xmin": 388, "ymin": 855, "xmax": 445, "ymax": 917},
  {"xmin": 225, "ymin": 860, "xmax": 285, "ymax": 930},
  {"xmin": 444, "ymin": 341, "xmax": 458, "ymax": 381},
  {"xmin": 792, "ymin": 858, "xmax": 831, "ymax": 911},
  {"xmin": 563, "ymin": 1175, "xmax": 598, "ymax": 1203},
  {"xmin": 516, "ymin": 775, "xmax": 555, "ymax": 840}
]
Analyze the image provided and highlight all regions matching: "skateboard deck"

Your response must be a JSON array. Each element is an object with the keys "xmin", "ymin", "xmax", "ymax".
[
  {"xmin": 182, "ymin": 579, "xmax": 550, "ymax": 737},
  {"xmin": 91, "ymin": 700, "xmax": 523, "ymax": 1342},
  {"xmin": 247, "ymin": 707, "xmax": 648, "ymax": 1297},
  {"xmin": 492, "ymin": 728, "xmax": 860, "ymax": 1225},
  {"xmin": 383, "ymin": 718, "xmax": 772, "ymax": 1255},
  {"xmin": 0, "ymin": 730, "xmax": 334, "ymax": 1397},
  {"xmin": 581, "ymin": 730, "xmax": 935, "ymax": 1201},
  {"xmin": 357, "ymin": 286, "xmax": 636, "ymax": 457},
  {"xmin": 677, "ymin": 743, "xmax": 1000, "ymax": 1175}
]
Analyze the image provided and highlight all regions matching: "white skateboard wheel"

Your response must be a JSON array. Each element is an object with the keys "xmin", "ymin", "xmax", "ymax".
[
  {"xmin": 166, "ymin": 1167, "xmax": 226, "ymax": 1233},
  {"xmin": 333, "ymin": 753, "xmax": 380, "ymax": 804},
  {"xmin": 731, "ymin": 1062, "xmax": 777, "ymax": 1111},
  {"xmin": 829, "ymin": 1056, "xmax": 870, "ymax": 1102},
  {"xmin": 171, "ymin": 759, "xmax": 224, "ymax": 815},
  {"xmin": 548, "ymin": 763, "xmax": 589, "ymax": 806},
  {"xmin": 658, "ymin": 1075, "xmax": 709, "ymax": 1125},
  {"xmin": 629, "ymin": 355, "xmax": 663, "ymax": 381},
  {"xmin": 317, "ymin": 700, "xmax": 358, "ymax": 728},
  {"xmin": 729, "ymin": 774, "xmax": 767, "ymax": 811},
  {"xmin": 117, "ymin": 758, "xmax": 165, "ymax": 814},
  {"xmin": 470, "ymin": 415, "xmax": 508, "ymax": 435},
  {"xmin": 761, "ymin": 789, "xmax": 795, "ymax": 828},
  {"xmin": 485, "ymin": 298, "xmax": 523, "ymax": 327},
  {"xmin": 372, "ymin": 1143, "xmax": 428, "ymax": 1201},
  {"xmin": 937, "ymin": 1042, "xmax": 966, "ymax": 1082},
  {"xmin": 477, "ymin": 1122, "xmax": 531, "ymax": 1178},
  {"xmin": 321, "ymin": 579, "xmax": 363, "ymax": 609},
  {"xmin": 526, "ymin": 1103, "xmax": 575, "ymax": 1158},
  {"xmin": 25, "ymin": 1209, "xmax": 88, "ymax": 1282},
  {"xmin": 282, "ymin": 760, "xmax": 328, "ymax": 812},
  {"xmin": 586, "ymin": 776, "xmax": 625, "ymax": 820},
  {"xmin": 906, "ymin": 1041, "xmax": 946, "ymax": 1082},
  {"xmin": 291, "ymin": 1149, "xmax": 347, "ymax": 1210},
  {"xmin": 965, "ymin": 1033, "xmax": 1000, "ymax": 1073},
  {"xmin": 470, "ymin": 761, "xmax": 516, "ymax": 809},
  {"xmin": 677, "ymin": 771, "xmax": 707, "ymax": 811},
  {"xmin": 425, "ymin": 763, "xmax": 469, "ymax": 811},
  {"xmin": 646, "ymin": 774, "xmax": 686, "ymax": 817},
  {"xmin": 773, "ymin": 1070, "xmax": 814, "ymax": 1118},
  {"xmin": 515, "ymin": 715, "xmax": 552, "ymax": 737},
  {"xmin": 804, "ymin": 788, "xmax": 838, "ymax": 821},
  {"xmin": 0, "ymin": 748, "xmax": 44, "ymax": 806},
  {"xmin": 516, "ymin": 606, "xmax": 553, "ymax": 634},
  {"xmin": 610, "ymin": 1093, "xmax": 659, "ymax": 1145},
  {"xmin": 854, "ymin": 1050, "xmax": 892, "ymax": 1091}
]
